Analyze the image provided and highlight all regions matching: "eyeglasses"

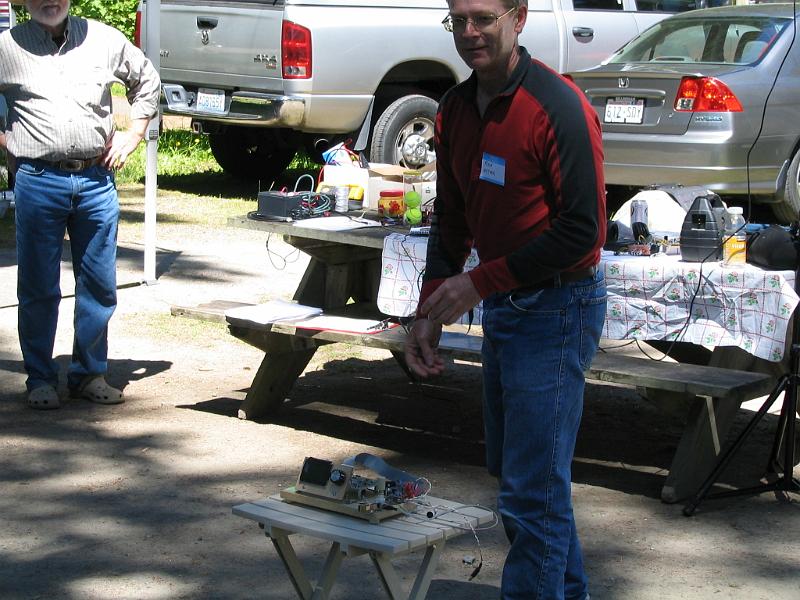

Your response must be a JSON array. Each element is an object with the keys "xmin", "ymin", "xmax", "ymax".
[{"xmin": 442, "ymin": 8, "xmax": 516, "ymax": 33}]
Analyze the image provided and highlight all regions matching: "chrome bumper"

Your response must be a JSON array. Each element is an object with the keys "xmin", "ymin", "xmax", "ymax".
[{"xmin": 160, "ymin": 84, "xmax": 305, "ymax": 127}]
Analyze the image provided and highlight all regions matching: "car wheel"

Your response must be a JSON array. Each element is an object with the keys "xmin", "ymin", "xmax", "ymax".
[
  {"xmin": 209, "ymin": 128, "xmax": 297, "ymax": 181},
  {"xmin": 370, "ymin": 95, "xmax": 437, "ymax": 168},
  {"xmin": 774, "ymin": 150, "xmax": 800, "ymax": 224}
]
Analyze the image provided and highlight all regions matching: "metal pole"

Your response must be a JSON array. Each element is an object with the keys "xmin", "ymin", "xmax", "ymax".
[{"xmin": 143, "ymin": 0, "xmax": 160, "ymax": 284}]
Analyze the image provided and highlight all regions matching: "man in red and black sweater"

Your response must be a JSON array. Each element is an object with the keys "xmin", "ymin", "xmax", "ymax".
[{"xmin": 404, "ymin": 1, "xmax": 606, "ymax": 598}]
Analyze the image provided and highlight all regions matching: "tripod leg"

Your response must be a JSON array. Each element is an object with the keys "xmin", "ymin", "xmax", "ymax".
[
  {"xmin": 765, "ymin": 396, "xmax": 790, "ymax": 475},
  {"xmin": 683, "ymin": 375, "xmax": 790, "ymax": 516},
  {"xmin": 778, "ymin": 375, "xmax": 800, "ymax": 493}
]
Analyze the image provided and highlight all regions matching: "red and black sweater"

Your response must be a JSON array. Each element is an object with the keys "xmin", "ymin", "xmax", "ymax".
[{"xmin": 419, "ymin": 47, "xmax": 606, "ymax": 307}]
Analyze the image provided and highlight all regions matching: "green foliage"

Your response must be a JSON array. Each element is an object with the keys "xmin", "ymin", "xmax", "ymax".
[
  {"xmin": 14, "ymin": 0, "xmax": 140, "ymax": 42},
  {"xmin": 117, "ymin": 130, "xmax": 221, "ymax": 184}
]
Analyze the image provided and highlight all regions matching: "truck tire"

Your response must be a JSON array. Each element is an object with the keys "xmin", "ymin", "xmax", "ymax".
[
  {"xmin": 774, "ymin": 149, "xmax": 800, "ymax": 223},
  {"xmin": 209, "ymin": 129, "xmax": 296, "ymax": 181},
  {"xmin": 370, "ymin": 95, "xmax": 438, "ymax": 168}
]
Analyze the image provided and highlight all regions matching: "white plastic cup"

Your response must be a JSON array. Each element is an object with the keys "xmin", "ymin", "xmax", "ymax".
[{"xmin": 334, "ymin": 186, "xmax": 349, "ymax": 213}]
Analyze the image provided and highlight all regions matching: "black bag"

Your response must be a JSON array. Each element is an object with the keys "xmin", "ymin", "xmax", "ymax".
[{"xmin": 747, "ymin": 225, "xmax": 797, "ymax": 271}]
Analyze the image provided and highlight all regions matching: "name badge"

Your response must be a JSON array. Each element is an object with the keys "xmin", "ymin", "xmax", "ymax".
[{"xmin": 479, "ymin": 153, "xmax": 505, "ymax": 186}]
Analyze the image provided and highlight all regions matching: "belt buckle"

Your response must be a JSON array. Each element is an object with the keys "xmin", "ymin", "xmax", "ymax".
[{"xmin": 60, "ymin": 159, "xmax": 85, "ymax": 172}]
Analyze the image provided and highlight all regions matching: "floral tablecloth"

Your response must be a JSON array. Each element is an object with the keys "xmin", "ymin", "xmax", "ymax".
[
  {"xmin": 602, "ymin": 251, "xmax": 798, "ymax": 362},
  {"xmin": 377, "ymin": 235, "xmax": 799, "ymax": 362}
]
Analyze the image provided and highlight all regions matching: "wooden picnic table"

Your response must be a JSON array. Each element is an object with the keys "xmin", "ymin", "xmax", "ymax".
[{"xmin": 214, "ymin": 215, "xmax": 783, "ymax": 502}]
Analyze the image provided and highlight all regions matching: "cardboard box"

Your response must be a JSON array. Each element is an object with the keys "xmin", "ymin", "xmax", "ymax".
[{"xmin": 320, "ymin": 162, "xmax": 436, "ymax": 210}]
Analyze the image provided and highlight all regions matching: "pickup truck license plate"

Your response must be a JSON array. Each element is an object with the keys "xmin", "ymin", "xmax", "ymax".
[
  {"xmin": 196, "ymin": 87, "xmax": 226, "ymax": 114},
  {"xmin": 604, "ymin": 97, "xmax": 644, "ymax": 124}
]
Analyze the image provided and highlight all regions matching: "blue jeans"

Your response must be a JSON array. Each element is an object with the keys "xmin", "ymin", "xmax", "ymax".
[
  {"xmin": 481, "ymin": 272, "xmax": 606, "ymax": 600},
  {"xmin": 14, "ymin": 160, "xmax": 118, "ymax": 391}
]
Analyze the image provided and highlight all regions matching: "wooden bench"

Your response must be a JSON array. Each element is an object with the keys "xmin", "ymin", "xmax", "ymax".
[{"xmin": 172, "ymin": 300, "xmax": 775, "ymax": 503}]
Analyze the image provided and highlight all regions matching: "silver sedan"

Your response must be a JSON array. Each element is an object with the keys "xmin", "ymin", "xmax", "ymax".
[{"xmin": 568, "ymin": 4, "xmax": 800, "ymax": 222}]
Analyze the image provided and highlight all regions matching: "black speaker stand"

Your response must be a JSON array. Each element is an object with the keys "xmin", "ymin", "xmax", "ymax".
[{"xmin": 683, "ymin": 226, "xmax": 800, "ymax": 516}]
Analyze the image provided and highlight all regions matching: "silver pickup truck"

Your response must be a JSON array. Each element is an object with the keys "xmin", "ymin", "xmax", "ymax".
[{"xmin": 140, "ymin": 0, "xmax": 696, "ymax": 180}]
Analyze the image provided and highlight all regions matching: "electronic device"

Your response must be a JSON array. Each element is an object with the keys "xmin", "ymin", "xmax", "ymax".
[
  {"xmin": 280, "ymin": 455, "xmax": 427, "ymax": 522},
  {"xmin": 255, "ymin": 190, "xmax": 306, "ymax": 221},
  {"xmin": 295, "ymin": 457, "xmax": 360, "ymax": 501},
  {"xmin": 679, "ymin": 193, "xmax": 726, "ymax": 262}
]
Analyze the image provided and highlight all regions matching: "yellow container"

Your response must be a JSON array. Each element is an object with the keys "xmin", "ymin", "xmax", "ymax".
[{"xmin": 378, "ymin": 189, "xmax": 405, "ymax": 217}]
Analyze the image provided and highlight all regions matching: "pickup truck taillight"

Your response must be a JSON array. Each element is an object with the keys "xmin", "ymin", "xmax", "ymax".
[
  {"xmin": 282, "ymin": 20, "xmax": 312, "ymax": 79},
  {"xmin": 674, "ymin": 77, "xmax": 743, "ymax": 112},
  {"xmin": 134, "ymin": 9, "xmax": 142, "ymax": 48}
]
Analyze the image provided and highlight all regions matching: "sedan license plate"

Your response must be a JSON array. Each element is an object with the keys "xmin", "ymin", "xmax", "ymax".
[
  {"xmin": 604, "ymin": 97, "xmax": 644, "ymax": 124},
  {"xmin": 196, "ymin": 87, "xmax": 226, "ymax": 114}
]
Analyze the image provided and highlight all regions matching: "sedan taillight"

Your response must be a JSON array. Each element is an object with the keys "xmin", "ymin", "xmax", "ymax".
[
  {"xmin": 282, "ymin": 20, "xmax": 312, "ymax": 79},
  {"xmin": 674, "ymin": 77, "xmax": 743, "ymax": 112}
]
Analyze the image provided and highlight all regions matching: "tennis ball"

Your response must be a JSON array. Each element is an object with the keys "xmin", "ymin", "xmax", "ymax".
[
  {"xmin": 405, "ymin": 207, "xmax": 423, "ymax": 225},
  {"xmin": 404, "ymin": 190, "xmax": 422, "ymax": 209}
]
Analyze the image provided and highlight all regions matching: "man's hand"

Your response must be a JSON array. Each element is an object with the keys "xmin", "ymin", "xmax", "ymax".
[
  {"xmin": 101, "ymin": 117, "xmax": 150, "ymax": 170},
  {"xmin": 420, "ymin": 272, "xmax": 481, "ymax": 326},
  {"xmin": 404, "ymin": 318, "xmax": 444, "ymax": 378},
  {"xmin": 101, "ymin": 130, "xmax": 144, "ymax": 170}
]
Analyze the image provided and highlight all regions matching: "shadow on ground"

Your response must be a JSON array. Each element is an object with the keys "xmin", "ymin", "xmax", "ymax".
[
  {"xmin": 178, "ymin": 355, "xmax": 794, "ymax": 504},
  {"xmin": 3, "ymin": 347, "xmax": 799, "ymax": 598}
]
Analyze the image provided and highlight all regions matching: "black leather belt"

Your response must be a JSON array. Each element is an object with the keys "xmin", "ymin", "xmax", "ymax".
[
  {"xmin": 26, "ymin": 156, "xmax": 103, "ymax": 173},
  {"xmin": 516, "ymin": 266, "xmax": 597, "ymax": 292}
]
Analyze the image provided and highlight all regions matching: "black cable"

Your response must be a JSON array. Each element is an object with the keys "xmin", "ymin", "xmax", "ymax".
[
  {"xmin": 264, "ymin": 233, "xmax": 300, "ymax": 271},
  {"xmin": 642, "ymin": 223, "xmax": 743, "ymax": 363}
]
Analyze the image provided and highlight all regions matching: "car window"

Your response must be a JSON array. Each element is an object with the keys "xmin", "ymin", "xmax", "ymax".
[
  {"xmin": 635, "ymin": 0, "xmax": 701, "ymax": 13},
  {"xmin": 573, "ymin": 0, "xmax": 624, "ymax": 11},
  {"xmin": 607, "ymin": 16, "xmax": 790, "ymax": 64}
]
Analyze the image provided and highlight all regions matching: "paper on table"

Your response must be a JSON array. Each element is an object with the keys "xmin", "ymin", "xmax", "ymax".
[
  {"xmin": 224, "ymin": 300, "xmax": 322, "ymax": 325},
  {"xmin": 292, "ymin": 315, "xmax": 399, "ymax": 335},
  {"xmin": 292, "ymin": 216, "xmax": 380, "ymax": 231}
]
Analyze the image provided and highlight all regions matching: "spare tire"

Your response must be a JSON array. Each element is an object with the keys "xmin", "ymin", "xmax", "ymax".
[
  {"xmin": 209, "ymin": 128, "xmax": 296, "ymax": 181},
  {"xmin": 369, "ymin": 95, "xmax": 437, "ymax": 168}
]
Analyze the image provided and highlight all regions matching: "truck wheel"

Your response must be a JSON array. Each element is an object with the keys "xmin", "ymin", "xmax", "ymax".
[
  {"xmin": 370, "ymin": 95, "xmax": 437, "ymax": 168},
  {"xmin": 209, "ymin": 129, "xmax": 296, "ymax": 181},
  {"xmin": 774, "ymin": 150, "xmax": 800, "ymax": 223}
]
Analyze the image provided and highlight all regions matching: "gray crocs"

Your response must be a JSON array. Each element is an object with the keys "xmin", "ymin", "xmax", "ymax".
[
  {"xmin": 28, "ymin": 385, "xmax": 61, "ymax": 410},
  {"xmin": 77, "ymin": 376, "xmax": 124, "ymax": 405}
]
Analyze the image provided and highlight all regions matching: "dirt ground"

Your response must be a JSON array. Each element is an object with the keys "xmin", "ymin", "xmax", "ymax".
[{"xmin": 0, "ymin": 182, "xmax": 798, "ymax": 600}]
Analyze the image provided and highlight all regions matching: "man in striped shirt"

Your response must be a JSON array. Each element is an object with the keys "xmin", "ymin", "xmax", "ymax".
[{"xmin": 0, "ymin": 0, "xmax": 160, "ymax": 409}]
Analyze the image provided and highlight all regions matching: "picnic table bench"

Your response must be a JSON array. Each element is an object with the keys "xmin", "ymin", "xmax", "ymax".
[
  {"xmin": 174, "ymin": 297, "xmax": 773, "ymax": 503},
  {"xmin": 168, "ymin": 216, "xmax": 786, "ymax": 503}
]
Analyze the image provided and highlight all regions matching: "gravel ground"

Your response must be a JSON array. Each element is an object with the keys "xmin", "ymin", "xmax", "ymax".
[{"xmin": 0, "ymin": 183, "xmax": 798, "ymax": 600}]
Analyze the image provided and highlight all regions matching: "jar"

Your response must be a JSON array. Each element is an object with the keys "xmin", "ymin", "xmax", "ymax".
[
  {"xmin": 378, "ymin": 189, "xmax": 405, "ymax": 218},
  {"xmin": 402, "ymin": 170, "xmax": 423, "ymax": 222},
  {"xmin": 723, "ymin": 206, "xmax": 747, "ymax": 266}
]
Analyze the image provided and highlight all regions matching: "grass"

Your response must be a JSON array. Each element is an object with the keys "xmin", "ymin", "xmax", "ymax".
[
  {"xmin": 117, "ymin": 128, "xmax": 321, "ymax": 188},
  {"xmin": 117, "ymin": 129, "xmax": 222, "ymax": 184}
]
